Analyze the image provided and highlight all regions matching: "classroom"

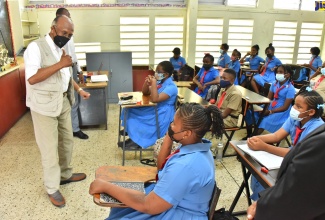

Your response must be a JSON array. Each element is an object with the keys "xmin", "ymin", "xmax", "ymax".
[{"xmin": 1, "ymin": 0, "xmax": 325, "ymax": 219}]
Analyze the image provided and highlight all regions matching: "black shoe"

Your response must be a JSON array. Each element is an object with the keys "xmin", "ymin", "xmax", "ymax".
[
  {"xmin": 119, "ymin": 130, "xmax": 128, "ymax": 136},
  {"xmin": 118, "ymin": 139, "xmax": 141, "ymax": 150},
  {"xmin": 73, "ymin": 130, "xmax": 89, "ymax": 139}
]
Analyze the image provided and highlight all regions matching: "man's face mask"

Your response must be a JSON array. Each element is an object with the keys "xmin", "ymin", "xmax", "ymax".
[{"xmin": 53, "ymin": 26, "xmax": 71, "ymax": 48}]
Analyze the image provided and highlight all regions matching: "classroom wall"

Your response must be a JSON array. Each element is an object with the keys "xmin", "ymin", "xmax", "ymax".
[{"xmin": 18, "ymin": 0, "xmax": 325, "ymax": 66}]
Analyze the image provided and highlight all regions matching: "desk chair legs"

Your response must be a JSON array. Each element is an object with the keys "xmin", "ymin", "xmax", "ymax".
[{"xmin": 222, "ymin": 130, "xmax": 237, "ymax": 157}]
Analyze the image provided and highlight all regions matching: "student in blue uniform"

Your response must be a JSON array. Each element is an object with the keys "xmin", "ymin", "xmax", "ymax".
[
  {"xmin": 244, "ymin": 65, "xmax": 296, "ymax": 138},
  {"xmin": 89, "ymin": 103, "xmax": 225, "ymax": 220},
  {"xmin": 119, "ymin": 61, "xmax": 178, "ymax": 149},
  {"xmin": 170, "ymin": 47, "xmax": 186, "ymax": 73},
  {"xmin": 217, "ymin": 43, "xmax": 230, "ymax": 68},
  {"xmin": 250, "ymin": 43, "xmax": 282, "ymax": 94},
  {"xmin": 301, "ymin": 47, "xmax": 322, "ymax": 79},
  {"xmin": 228, "ymin": 49, "xmax": 241, "ymax": 85},
  {"xmin": 193, "ymin": 54, "xmax": 220, "ymax": 99},
  {"xmin": 247, "ymin": 88, "xmax": 324, "ymax": 201},
  {"xmin": 240, "ymin": 45, "xmax": 265, "ymax": 71}
]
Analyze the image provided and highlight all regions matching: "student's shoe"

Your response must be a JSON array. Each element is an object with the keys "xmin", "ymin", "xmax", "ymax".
[
  {"xmin": 209, "ymin": 99, "xmax": 216, "ymax": 104},
  {"xmin": 73, "ymin": 130, "xmax": 89, "ymax": 139},
  {"xmin": 60, "ymin": 173, "xmax": 87, "ymax": 185},
  {"xmin": 118, "ymin": 139, "xmax": 141, "ymax": 150},
  {"xmin": 48, "ymin": 190, "xmax": 65, "ymax": 208}
]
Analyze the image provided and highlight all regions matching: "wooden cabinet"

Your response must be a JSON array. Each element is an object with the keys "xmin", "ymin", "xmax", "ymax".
[{"xmin": 21, "ymin": 9, "xmax": 39, "ymax": 47}]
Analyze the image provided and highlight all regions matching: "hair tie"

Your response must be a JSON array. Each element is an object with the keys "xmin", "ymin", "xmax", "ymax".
[
  {"xmin": 317, "ymin": 104, "xmax": 324, "ymax": 109},
  {"xmin": 306, "ymin": 87, "xmax": 313, "ymax": 92}
]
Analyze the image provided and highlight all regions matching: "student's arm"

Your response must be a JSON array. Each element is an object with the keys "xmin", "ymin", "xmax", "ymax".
[
  {"xmin": 310, "ymin": 67, "xmax": 321, "ymax": 80},
  {"xmin": 72, "ymin": 80, "xmax": 90, "ymax": 99},
  {"xmin": 193, "ymin": 73, "xmax": 203, "ymax": 90},
  {"xmin": 247, "ymin": 128, "xmax": 290, "ymax": 157},
  {"xmin": 221, "ymin": 108, "xmax": 232, "ymax": 119},
  {"xmin": 204, "ymin": 76, "xmax": 220, "ymax": 86},
  {"xmin": 142, "ymin": 75, "xmax": 151, "ymax": 95},
  {"xmin": 240, "ymin": 52, "xmax": 250, "ymax": 63},
  {"xmin": 89, "ymin": 178, "xmax": 172, "ymax": 215},
  {"xmin": 157, "ymin": 135, "xmax": 174, "ymax": 170},
  {"xmin": 145, "ymin": 75, "xmax": 170, "ymax": 103},
  {"xmin": 269, "ymin": 98, "xmax": 293, "ymax": 114}
]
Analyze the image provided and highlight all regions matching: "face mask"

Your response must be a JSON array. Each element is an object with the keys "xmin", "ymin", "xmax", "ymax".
[
  {"xmin": 155, "ymin": 72, "xmax": 165, "ymax": 81},
  {"xmin": 220, "ymin": 80, "xmax": 231, "ymax": 88},
  {"xmin": 290, "ymin": 107, "xmax": 310, "ymax": 121},
  {"xmin": 203, "ymin": 64, "xmax": 212, "ymax": 71},
  {"xmin": 231, "ymin": 56, "xmax": 236, "ymax": 61},
  {"xmin": 321, "ymin": 68, "xmax": 325, "ymax": 76},
  {"xmin": 276, "ymin": 74, "xmax": 286, "ymax": 82},
  {"xmin": 168, "ymin": 125, "xmax": 184, "ymax": 143},
  {"xmin": 53, "ymin": 27, "xmax": 70, "ymax": 48},
  {"xmin": 267, "ymin": 54, "xmax": 273, "ymax": 59},
  {"xmin": 219, "ymin": 49, "xmax": 224, "ymax": 54}
]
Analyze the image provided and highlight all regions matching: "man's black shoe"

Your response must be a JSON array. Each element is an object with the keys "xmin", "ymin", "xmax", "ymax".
[{"xmin": 73, "ymin": 130, "xmax": 89, "ymax": 139}]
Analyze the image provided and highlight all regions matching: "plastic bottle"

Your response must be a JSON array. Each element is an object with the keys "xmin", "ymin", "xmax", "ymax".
[{"xmin": 216, "ymin": 142, "xmax": 223, "ymax": 162}]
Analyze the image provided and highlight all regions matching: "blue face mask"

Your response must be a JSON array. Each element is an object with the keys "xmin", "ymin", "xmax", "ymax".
[{"xmin": 220, "ymin": 80, "xmax": 231, "ymax": 88}]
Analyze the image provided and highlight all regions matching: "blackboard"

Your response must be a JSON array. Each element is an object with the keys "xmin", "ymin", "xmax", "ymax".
[{"xmin": 0, "ymin": 0, "xmax": 13, "ymax": 57}]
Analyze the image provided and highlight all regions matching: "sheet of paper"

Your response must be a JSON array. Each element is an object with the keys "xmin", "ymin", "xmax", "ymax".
[
  {"xmin": 237, "ymin": 144, "xmax": 283, "ymax": 170},
  {"xmin": 91, "ymin": 75, "xmax": 108, "ymax": 82}
]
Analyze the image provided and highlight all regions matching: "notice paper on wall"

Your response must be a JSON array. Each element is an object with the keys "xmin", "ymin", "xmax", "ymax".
[
  {"xmin": 91, "ymin": 74, "xmax": 108, "ymax": 82},
  {"xmin": 237, "ymin": 144, "xmax": 283, "ymax": 170}
]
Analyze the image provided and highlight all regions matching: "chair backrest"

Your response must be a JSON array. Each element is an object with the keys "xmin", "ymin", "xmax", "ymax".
[
  {"xmin": 179, "ymin": 64, "xmax": 195, "ymax": 81},
  {"xmin": 208, "ymin": 182, "xmax": 222, "ymax": 220}
]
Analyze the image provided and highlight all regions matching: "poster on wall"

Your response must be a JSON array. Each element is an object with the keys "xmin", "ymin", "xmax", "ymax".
[{"xmin": 0, "ymin": 0, "xmax": 14, "ymax": 57}]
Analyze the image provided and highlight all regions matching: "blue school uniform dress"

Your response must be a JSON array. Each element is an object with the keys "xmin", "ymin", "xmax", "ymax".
[
  {"xmin": 253, "ymin": 56, "xmax": 282, "ymax": 86},
  {"xmin": 194, "ymin": 67, "xmax": 219, "ymax": 98},
  {"xmin": 250, "ymin": 116, "xmax": 324, "ymax": 201},
  {"xmin": 228, "ymin": 60, "xmax": 241, "ymax": 85},
  {"xmin": 169, "ymin": 56, "xmax": 186, "ymax": 72},
  {"xmin": 107, "ymin": 140, "xmax": 215, "ymax": 220},
  {"xmin": 122, "ymin": 77, "xmax": 177, "ymax": 148},
  {"xmin": 217, "ymin": 53, "xmax": 231, "ymax": 68},
  {"xmin": 309, "ymin": 55, "xmax": 322, "ymax": 78},
  {"xmin": 240, "ymin": 55, "xmax": 265, "ymax": 84}
]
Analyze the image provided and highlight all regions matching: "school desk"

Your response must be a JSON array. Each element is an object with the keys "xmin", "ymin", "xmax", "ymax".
[{"xmin": 177, "ymin": 87, "xmax": 209, "ymax": 106}]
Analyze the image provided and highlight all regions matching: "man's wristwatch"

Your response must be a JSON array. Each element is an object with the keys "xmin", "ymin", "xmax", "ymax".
[{"xmin": 78, "ymin": 88, "xmax": 83, "ymax": 93}]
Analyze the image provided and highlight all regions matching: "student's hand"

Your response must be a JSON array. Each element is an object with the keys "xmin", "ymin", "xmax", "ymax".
[
  {"xmin": 247, "ymin": 136, "xmax": 265, "ymax": 151},
  {"xmin": 148, "ymin": 75, "xmax": 157, "ymax": 86},
  {"xmin": 198, "ymin": 83, "xmax": 204, "ymax": 91},
  {"xmin": 80, "ymin": 90, "xmax": 90, "ymax": 100},
  {"xmin": 60, "ymin": 48, "xmax": 73, "ymax": 68},
  {"xmin": 247, "ymin": 202, "xmax": 257, "ymax": 220},
  {"xmin": 89, "ymin": 177, "xmax": 109, "ymax": 195},
  {"xmin": 246, "ymin": 52, "xmax": 251, "ymax": 56},
  {"xmin": 145, "ymin": 76, "xmax": 151, "ymax": 86}
]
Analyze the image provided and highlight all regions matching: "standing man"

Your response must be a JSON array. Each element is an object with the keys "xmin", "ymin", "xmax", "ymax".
[
  {"xmin": 56, "ymin": 8, "xmax": 89, "ymax": 139},
  {"xmin": 24, "ymin": 15, "xmax": 90, "ymax": 207}
]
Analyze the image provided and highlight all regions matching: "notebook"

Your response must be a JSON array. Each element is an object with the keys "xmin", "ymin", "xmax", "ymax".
[
  {"xmin": 237, "ymin": 144, "xmax": 283, "ymax": 170},
  {"xmin": 99, "ymin": 181, "xmax": 145, "ymax": 204}
]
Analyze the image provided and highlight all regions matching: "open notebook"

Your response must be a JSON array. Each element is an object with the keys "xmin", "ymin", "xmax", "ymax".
[
  {"xmin": 237, "ymin": 144, "xmax": 283, "ymax": 170},
  {"xmin": 99, "ymin": 181, "xmax": 145, "ymax": 204}
]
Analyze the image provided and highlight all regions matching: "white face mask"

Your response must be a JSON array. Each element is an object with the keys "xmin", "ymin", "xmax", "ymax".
[
  {"xmin": 155, "ymin": 72, "xmax": 164, "ymax": 81},
  {"xmin": 321, "ymin": 68, "xmax": 325, "ymax": 76},
  {"xmin": 290, "ymin": 107, "xmax": 309, "ymax": 121},
  {"xmin": 276, "ymin": 74, "xmax": 286, "ymax": 82},
  {"xmin": 219, "ymin": 49, "xmax": 224, "ymax": 54}
]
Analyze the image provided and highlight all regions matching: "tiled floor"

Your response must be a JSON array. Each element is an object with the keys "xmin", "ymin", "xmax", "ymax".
[{"xmin": 0, "ymin": 104, "xmax": 253, "ymax": 220}]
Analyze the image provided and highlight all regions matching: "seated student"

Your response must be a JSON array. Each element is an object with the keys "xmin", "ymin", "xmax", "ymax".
[
  {"xmin": 120, "ymin": 61, "xmax": 178, "ymax": 149},
  {"xmin": 193, "ymin": 54, "xmax": 220, "ymax": 99},
  {"xmin": 240, "ymin": 44, "xmax": 265, "ymax": 85},
  {"xmin": 89, "ymin": 103, "xmax": 225, "ymax": 220},
  {"xmin": 244, "ymin": 65, "xmax": 296, "ymax": 138},
  {"xmin": 228, "ymin": 49, "xmax": 241, "ymax": 85},
  {"xmin": 309, "ymin": 62, "xmax": 325, "ymax": 103},
  {"xmin": 169, "ymin": 47, "xmax": 186, "ymax": 81},
  {"xmin": 301, "ymin": 47, "xmax": 322, "ymax": 79},
  {"xmin": 247, "ymin": 88, "xmax": 324, "ymax": 201},
  {"xmin": 216, "ymin": 69, "xmax": 242, "ymax": 128},
  {"xmin": 250, "ymin": 43, "xmax": 282, "ymax": 94},
  {"xmin": 217, "ymin": 43, "xmax": 230, "ymax": 68}
]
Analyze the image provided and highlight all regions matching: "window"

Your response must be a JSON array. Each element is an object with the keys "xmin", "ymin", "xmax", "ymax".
[
  {"xmin": 297, "ymin": 22, "xmax": 323, "ymax": 64},
  {"xmin": 272, "ymin": 21, "xmax": 297, "ymax": 64},
  {"xmin": 154, "ymin": 17, "xmax": 184, "ymax": 65},
  {"xmin": 65, "ymin": 0, "xmax": 101, "ymax": 3},
  {"xmin": 198, "ymin": 0, "xmax": 224, "ymax": 5},
  {"xmin": 274, "ymin": 0, "xmax": 300, "ymax": 10},
  {"xmin": 120, "ymin": 17, "xmax": 149, "ymax": 65},
  {"xmin": 227, "ymin": 0, "xmax": 257, "ymax": 7},
  {"xmin": 195, "ymin": 18, "xmax": 223, "ymax": 66},
  {"xmin": 301, "ymin": 0, "xmax": 317, "ymax": 11},
  {"xmin": 74, "ymin": 43, "xmax": 101, "ymax": 67},
  {"xmin": 117, "ymin": 0, "xmax": 184, "ymax": 3},
  {"xmin": 227, "ymin": 19, "xmax": 254, "ymax": 57}
]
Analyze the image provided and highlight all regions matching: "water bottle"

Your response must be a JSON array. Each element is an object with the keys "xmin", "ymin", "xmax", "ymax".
[{"xmin": 216, "ymin": 142, "xmax": 223, "ymax": 162}]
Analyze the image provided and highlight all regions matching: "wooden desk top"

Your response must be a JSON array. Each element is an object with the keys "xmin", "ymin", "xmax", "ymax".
[
  {"xmin": 177, "ymin": 87, "xmax": 209, "ymax": 106},
  {"xmin": 94, "ymin": 166, "xmax": 157, "ymax": 207},
  {"xmin": 175, "ymin": 81, "xmax": 193, "ymax": 88},
  {"xmin": 118, "ymin": 91, "xmax": 157, "ymax": 107},
  {"xmin": 230, "ymin": 140, "xmax": 278, "ymax": 188},
  {"xmin": 235, "ymin": 85, "xmax": 270, "ymax": 105},
  {"xmin": 79, "ymin": 70, "xmax": 109, "ymax": 89}
]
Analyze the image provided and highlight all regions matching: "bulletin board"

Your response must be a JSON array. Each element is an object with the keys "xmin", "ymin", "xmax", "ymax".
[{"xmin": 0, "ymin": 0, "xmax": 14, "ymax": 57}]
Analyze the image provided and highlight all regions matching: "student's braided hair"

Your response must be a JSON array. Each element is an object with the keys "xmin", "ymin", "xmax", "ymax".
[
  {"xmin": 296, "ymin": 88, "xmax": 324, "ymax": 118},
  {"xmin": 177, "ymin": 103, "xmax": 224, "ymax": 139}
]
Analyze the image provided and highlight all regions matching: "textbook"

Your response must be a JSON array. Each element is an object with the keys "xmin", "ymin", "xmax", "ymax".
[
  {"xmin": 99, "ymin": 181, "xmax": 145, "ymax": 204},
  {"xmin": 237, "ymin": 144, "xmax": 283, "ymax": 170},
  {"xmin": 90, "ymin": 74, "xmax": 108, "ymax": 82}
]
